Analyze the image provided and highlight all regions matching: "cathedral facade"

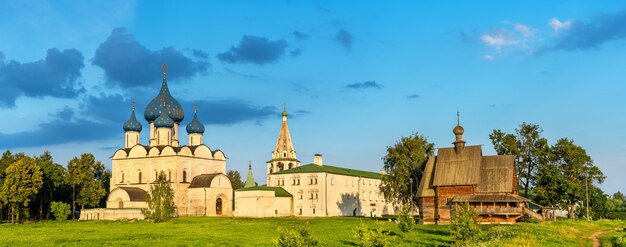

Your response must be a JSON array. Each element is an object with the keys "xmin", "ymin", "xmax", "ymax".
[{"xmin": 104, "ymin": 65, "xmax": 233, "ymax": 218}]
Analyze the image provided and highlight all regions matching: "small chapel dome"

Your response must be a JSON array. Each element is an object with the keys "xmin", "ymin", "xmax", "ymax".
[
  {"xmin": 186, "ymin": 110, "xmax": 205, "ymax": 134},
  {"xmin": 453, "ymin": 124, "xmax": 464, "ymax": 135},
  {"xmin": 144, "ymin": 64, "xmax": 185, "ymax": 123},
  {"xmin": 154, "ymin": 113, "xmax": 175, "ymax": 128},
  {"xmin": 123, "ymin": 107, "xmax": 142, "ymax": 132}
]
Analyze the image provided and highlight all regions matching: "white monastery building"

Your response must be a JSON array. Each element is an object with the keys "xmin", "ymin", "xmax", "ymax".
[{"xmin": 234, "ymin": 107, "xmax": 398, "ymax": 217}]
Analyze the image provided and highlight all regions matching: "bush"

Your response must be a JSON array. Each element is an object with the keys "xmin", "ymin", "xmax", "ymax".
[
  {"xmin": 397, "ymin": 206, "xmax": 415, "ymax": 232},
  {"xmin": 353, "ymin": 220, "xmax": 389, "ymax": 247},
  {"xmin": 607, "ymin": 212, "xmax": 626, "ymax": 220},
  {"xmin": 450, "ymin": 202, "xmax": 482, "ymax": 246},
  {"xmin": 50, "ymin": 201, "xmax": 70, "ymax": 222},
  {"xmin": 274, "ymin": 225, "xmax": 318, "ymax": 247}
]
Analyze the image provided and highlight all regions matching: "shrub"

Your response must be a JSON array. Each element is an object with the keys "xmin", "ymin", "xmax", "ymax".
[
  {"xmin": 353, "ymin": 220, "xmax": 389, "ymax": 247},
  {"xmin": 274, "ymin": 225, "xmax": 318, "ymax": 247},
  {"xmin": 145, "ymin": 171, "xmax": 175, "ymax": 223},
  {"xmin": 50, "ymin": 201, "xmax": 70, "ymax": 222},
  {"xmin": 450, "ymin": 202, "xmax": 482, "ymax": 246},
  {"xmin": 397, "ymin": 206, "xmax": 415, "ymax": 232}
]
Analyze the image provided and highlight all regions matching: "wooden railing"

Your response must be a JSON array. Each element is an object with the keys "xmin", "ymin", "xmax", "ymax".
[{"xmin": 475, "ymin": 207, "xmax": 524, "ymax": 215}]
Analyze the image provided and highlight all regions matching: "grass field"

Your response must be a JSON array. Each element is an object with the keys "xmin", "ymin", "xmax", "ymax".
[{"xmin": 0, "ymin": 217, "xmax": 624, "ymax": 246}]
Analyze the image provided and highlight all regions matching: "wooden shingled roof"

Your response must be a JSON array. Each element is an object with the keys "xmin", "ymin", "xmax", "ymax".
[
  {"xmin": 418, "ymin": 146, "xmax": 516, "ymax": 197},
  {"xmin": 432, "ymin": 146, "xmax": 483, "ymax": 187}
]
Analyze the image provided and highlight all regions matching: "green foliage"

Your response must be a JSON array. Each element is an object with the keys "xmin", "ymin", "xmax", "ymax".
[
  {"xmin": 353, "ymin": 220, "xmax": 389, "ymax": 247},
  {"xmin": 450, "ymin": 202, "xmax": 481, "ymax": 246},
  {"xmin": 35, "ymin": 151, "xmax": 66, "ymax": 220},
  {"xmin": 397, "ymin": 206, "xmax": 415, "ymax": 233},
  {"xmin": 145, "ymin": 171, "xmax": 175, "ymax": 222},
  {"xmin": 226, "ymin": 170, "xmax": 245, "ymax": 190},
  {"xmin": 50, "ymin": 201, "xmax": 70, "ymax": 222},
  {"xmin": 600, "ymin": 229, "xmax": 626, "ymax": 247},
  {"xmin": 380, "ymin": 133, "xmax": 434, "ymax": 206},
  {"xmin": 77, "ymin": 179, "xmax": 106, "ymax": 208},
  {"xmin": 273, "ymin": 225, "xmax": 319, "ymax": 247},
  {"xmin": 0, "ymin": 156, "xmax": 43, "ymax": 223},
  {"xmin": 607, "ymin": 212, "xmax": 626, "ymax": 220},
  {"xmin": 550, "ymin": 138, "xmax": 605, "ymax": 218},
  {"xmin": 66, "ymin": 153, "xmax": 108, "ymax": 219},
  {"xmin": 489, "ymin": 123, "xmax": 550, "ymax": 197}
]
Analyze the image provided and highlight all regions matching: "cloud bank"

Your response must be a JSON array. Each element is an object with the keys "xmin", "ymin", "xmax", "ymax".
[
  {"xmin": 93, "ymin": 28, "xmax": 209, "ymax": 88},
  {"xmin": 218, "ymin": 35, "xmax": 288, "ymax": 65},
  {"xmin": 0, "ymin": 49, "xmax": 85, "ymax": 107}
]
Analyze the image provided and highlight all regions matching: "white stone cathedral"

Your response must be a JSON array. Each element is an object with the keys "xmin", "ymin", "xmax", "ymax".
[{"xmin": 102, "ymin": 65, "xmax": 233, "ymax": 218}]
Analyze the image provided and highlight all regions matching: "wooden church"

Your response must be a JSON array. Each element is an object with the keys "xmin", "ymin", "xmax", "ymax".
[{"xmin": 417, "ymin": 117, "xmax": 539, "ymax": 224}]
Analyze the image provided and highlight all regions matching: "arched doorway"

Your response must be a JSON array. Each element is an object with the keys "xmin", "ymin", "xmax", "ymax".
[
  {"xmin": 117, "ymin": 199, "xmax": 124, "ymax": 209},
  {"xmin": 216, "ymin": 198, "xmax": 223, "ymax": 215}
]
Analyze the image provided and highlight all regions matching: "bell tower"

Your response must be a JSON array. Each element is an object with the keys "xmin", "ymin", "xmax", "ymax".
[{"xmin": 266, "ymin": 104, "xmax": 301, "ymax": 183}]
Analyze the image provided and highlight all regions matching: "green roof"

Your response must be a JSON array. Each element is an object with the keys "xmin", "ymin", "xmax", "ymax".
[
  {"xmin": 236, "ymin": 185, "xmax": 292, "ymax": 197},
  {"xmin": 271, "ymin": 163, "xmax": 384, "ymax": 179}
]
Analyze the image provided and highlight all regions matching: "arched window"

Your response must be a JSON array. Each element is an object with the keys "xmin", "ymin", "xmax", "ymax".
[
  {"xmin": 120, "ymin": 172, "xmax": 124, "ymax": 183},
  {"xmin": 269, "ymin": 164, "xmax": 274, "ymax": 174},
  {"xmin": 154, "ymin": 170, "xmax": 158, "ymax": 181},
  {"xmin": 137, "ymin": 171, "xmax": 142, "ymax": 184},
  {"xmin": 183, "ymin": 169, "xmax": 188, "ymax": 183},
  {"xmin": 288, "ymin": 163, "xmax": 293, "ymax": 169},
  {"xmin": 168, "ymin": 170, "xmax": 172, "ymax": 181}
]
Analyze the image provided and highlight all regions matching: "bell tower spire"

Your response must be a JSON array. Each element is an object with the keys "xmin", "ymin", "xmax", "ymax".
[{"xmin": 266, "ymin": 104, "xmax": 301, "ymax": 183}]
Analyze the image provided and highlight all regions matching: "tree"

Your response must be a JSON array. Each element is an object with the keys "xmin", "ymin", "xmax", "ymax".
[
  {"xmin": 613, "ymin": 191, "xmax": 625, "ymax": 201},
  {"xmin": 576, "ymin": 185, "xmax": 608, "ymax": 219},
  {"xmin": 146, "ymin": 171, "xmax": 175, "ymax": 222},
  {"xmin": 489, "ymin": 123, "xmax": 550, "ymax": 197},
  {"xmin": 534, "ymin": 162, "xmax": 567, "ymax": 207},
  {"xmin": 226, "ymin": 170, "xmax": 244, "ymax": 190},
  {"xmin": 0, "ymin": 150, "xmax": 27, "ymax": 222},
  {"xmin": 50, "ymin": 201, "xmax": 70, "ymax": 222},
  {"xmin": 380, "ymin": 133, "xmax": 434, "ymax": 207},
  {"xmin": 34, "ymin": 151, "xmax": 66, "ymax": 220},
  {"xmin": 66, "ymin": 153, "xmax": 108, "ymax": 219},
  {"xmin": 550, "ymin": 138, "xmax": 605, "ymax": 219},
  {"xmin": 451, "ymin": 202, "xmax": 481, "ymax": 246},
  {"xmin": 0, "ymin": 157, "xmax": 43, "ymax": 223}
]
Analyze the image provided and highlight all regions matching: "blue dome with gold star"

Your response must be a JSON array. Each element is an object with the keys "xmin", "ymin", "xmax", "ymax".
[
  {"xmin": 144, "ymin": 65, "xmax": 184, "ymax": 123},
  {"xmin": 123, "ymin": 107, "xmax": 142, "ymax": 132},
  {"xmin": 186, "ymin": 110, "xmax": 205, "ymax": 134},
  {"xmin": 154, "ymin": 113, "xmax": 175, "ymax": 128}
]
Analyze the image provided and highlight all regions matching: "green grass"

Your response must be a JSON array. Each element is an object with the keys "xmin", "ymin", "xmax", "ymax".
[
  {"xmin": 599, "ymin": 228, "xmax": 626, "ymax": 247},
  {"xmin": 0, "ymin": 217, "xmax": 450, "ymax": 246},
  {"xmin": 479, "ymin": 220, "xmax": 626, "ymax": 247},
  {"xmin": 0, "ymin": 217, "xmax": 624, "ymax": 246}
]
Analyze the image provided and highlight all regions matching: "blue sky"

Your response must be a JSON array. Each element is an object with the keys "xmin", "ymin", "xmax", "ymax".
[{"xmin": 0, "ymin": 1, "xmax": 625, "ymax": 194}]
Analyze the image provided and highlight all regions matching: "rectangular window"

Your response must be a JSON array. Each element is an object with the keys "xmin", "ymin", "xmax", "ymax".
[
  {"xmin": 297, "ymin": 179, "xmax": 300, "ymax": 185},
  {"xmin": 313, "ymin": 209, "xmax": 316, "ymax": 214}
]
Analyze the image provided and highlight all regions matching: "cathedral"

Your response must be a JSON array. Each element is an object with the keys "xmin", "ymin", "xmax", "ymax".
[{"xmin": 102, "ymin": 65, "xmax": 233, "ymax": 219}]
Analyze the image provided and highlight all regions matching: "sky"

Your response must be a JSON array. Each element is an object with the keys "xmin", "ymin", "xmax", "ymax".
[{"xmin": 0, "ymin": 1, "xmax": 625, "ymax": 194}]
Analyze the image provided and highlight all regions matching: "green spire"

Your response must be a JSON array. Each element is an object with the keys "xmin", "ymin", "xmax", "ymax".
[
  {"xmin": 244, "ymin": 161, "xmax": 256, "ymax": 188},
  {"xmin": 281, "ymin": 103, "xmax": 288, "ymax": 117}
]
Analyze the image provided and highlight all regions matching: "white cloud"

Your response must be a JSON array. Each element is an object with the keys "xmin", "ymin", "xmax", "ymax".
[
  {"xmin": 515, "ymin": 23, "xmax": 536, "ymax": 37},
  {"xmin": 549, "ymin": 18, "xmax": 572, "ymax": 32},
  {"xmin": 482, "ymin": 55, "xmax": 495, "ymax": 60},
  {"xmin": 480, "ymin": 29, "xmax": 517, "ymax": 52}
]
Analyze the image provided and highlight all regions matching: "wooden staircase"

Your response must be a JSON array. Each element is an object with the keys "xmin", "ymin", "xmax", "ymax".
[{"xmin": 523, "ymin": 207, "xmax": 544, "ymax": 222}]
